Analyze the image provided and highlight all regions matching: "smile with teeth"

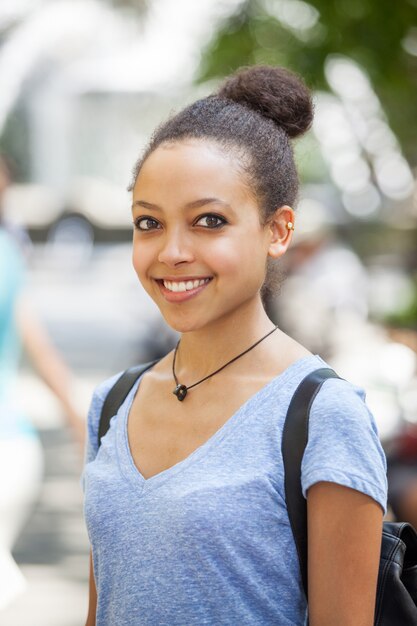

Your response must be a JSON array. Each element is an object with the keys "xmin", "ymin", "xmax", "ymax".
[{"xmin": 161, "ymin": 278, "xmax": 211, "ymax": 292}]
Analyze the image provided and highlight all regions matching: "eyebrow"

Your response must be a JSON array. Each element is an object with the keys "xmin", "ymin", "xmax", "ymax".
[{"xmin": 132, "ymin": 197, "xmax": 232, "ymax": 212}]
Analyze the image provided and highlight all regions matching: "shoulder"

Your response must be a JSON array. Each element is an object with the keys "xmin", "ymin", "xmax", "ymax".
[
  {"xmin": 309, "ymin": 375, "xmax": 379, "ymax": 440},
  {"xmin": 91, "ymin": 372, "xmax": 124, "ymax": 410},
  {"xmin": 311, "ymin": 375, "xmax": 368, "ymax": 418},
  {"xmin": 307, "ymin": 373, "xmax": 381, "ymax": 446},
  {"xmin": 302, "ymin": 374, "xmax": 388, "ymax": 513},
  {"xmin": 85, "ymin": 371, "xmax": 124, "ymax": 463}
]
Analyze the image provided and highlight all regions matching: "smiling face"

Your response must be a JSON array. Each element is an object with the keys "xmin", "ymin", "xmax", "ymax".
[{"xmin": 131, "ymin": 139, "xmax": 291, "ymax": 334}]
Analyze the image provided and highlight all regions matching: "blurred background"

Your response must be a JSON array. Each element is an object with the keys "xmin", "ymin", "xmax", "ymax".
[{"xmin": 0, "ymin": 0, "xmax": 417, "ymax": 624}]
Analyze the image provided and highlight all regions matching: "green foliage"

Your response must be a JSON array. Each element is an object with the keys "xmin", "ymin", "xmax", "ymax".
[
  {"xmin": 197, "ymin": 0, "xmax": 417, "ymax": 165},
  {"xmin": 108, "ymin": 0, "xmax": 148, "ymax": 13},
  {"xmin": 382, "ymin": 286, "xmax": 417, "ymax": 329}
]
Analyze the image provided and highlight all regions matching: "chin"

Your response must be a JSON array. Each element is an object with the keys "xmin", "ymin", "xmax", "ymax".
[
  {"xmin": 163, "ymin": 317, "xmax": 205, "ymax": 334},
  {"xmin": 159, "ymin": 309, "xmax": 211, "ymax": 334}
]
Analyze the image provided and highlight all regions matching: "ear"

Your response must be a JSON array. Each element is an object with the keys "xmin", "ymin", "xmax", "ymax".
[{"xmin": 267, "ymin": 205, "xmax": 295, "ymax": 259}]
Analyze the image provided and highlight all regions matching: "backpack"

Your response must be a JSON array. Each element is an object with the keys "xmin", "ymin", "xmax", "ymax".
[
  {"xmin": 282, "ymin": 367, "xmax": 417, "ymax": 625},
  {"xmin": 98, "ymin": 363, "xmax": 417, "ymax": 625}
]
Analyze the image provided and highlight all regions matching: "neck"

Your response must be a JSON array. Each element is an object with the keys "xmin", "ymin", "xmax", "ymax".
[{"xmin": 174, "ymin": 296, "xmax": 277, "ymax": 381}]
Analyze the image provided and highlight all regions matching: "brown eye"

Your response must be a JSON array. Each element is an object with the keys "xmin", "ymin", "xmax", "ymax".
[
  {"xmin": 195, "ymin": 214, "xmax": 227, "ymax": 229},
  {"xmin": 135, "ymin": 217, "xmax": 161, "ymax": 231}
]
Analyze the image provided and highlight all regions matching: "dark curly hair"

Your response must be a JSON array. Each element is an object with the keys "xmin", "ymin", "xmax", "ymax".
[{"xmin": 128, "ymin": 65, "xmax": 313, "ymax": 298}]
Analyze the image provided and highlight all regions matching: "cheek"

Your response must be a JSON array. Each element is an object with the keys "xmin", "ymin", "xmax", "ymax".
[
  {"xmin": 211, "ymin": 237, "xmax": 267, "ymax": 286},
  {"xmin": 132, "ymin": 240, "xmax": 152, "ymax": 283},
  {"xmin": 208, "ymin": 240, "xmax": 239, "ymax": 274}
]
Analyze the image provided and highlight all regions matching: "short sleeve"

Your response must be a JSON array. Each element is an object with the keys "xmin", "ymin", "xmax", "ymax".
[
  {"xmin": 301, "ymin": 377, "xmax": 388, "ymax": 514},
  {"xmin": 80, "ymin": 371, "xmax": 123, "ymax": 491}
]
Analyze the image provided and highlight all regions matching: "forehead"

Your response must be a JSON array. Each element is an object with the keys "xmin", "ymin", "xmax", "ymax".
[{"xmin": 133, "ymin": 140, "xmax": 253, "ymax": 205}]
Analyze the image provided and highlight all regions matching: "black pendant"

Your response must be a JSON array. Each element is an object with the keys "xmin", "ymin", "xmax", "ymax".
[{"xmin": 173, "ymin": 384, "xmax": 188, "ymax": 401}]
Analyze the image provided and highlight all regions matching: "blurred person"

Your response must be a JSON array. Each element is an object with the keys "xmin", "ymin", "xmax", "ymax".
[
  {"xmin": 0, "ymin": 228, "xmax": 41, "ymax": 610},
  {"xmin": 0, "ymin": 153, "xmax": 85, "ymax": 446},
  {"xmin": 82, "ymin": 66, "xmax": 387, "ymax": 626},
  {"xmin": 383, "ymin": 327, "xmax": 417, "ymax": 529},
  {"xmin": 270, "ymin": 200, "xmax": 369, "ymax": 359},
  {"xmin": 0, "ymin": 154, "xmax": 32, "ymax": 254},
  {"xmin": 386, "ymin": 424, "xmax": 417, "ymax": 529},
  {"xmin": 0, "ymin": 161, "xmax": 84, "ymax": 610}
]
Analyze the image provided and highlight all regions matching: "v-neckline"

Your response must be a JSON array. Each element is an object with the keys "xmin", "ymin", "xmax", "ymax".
[{"xmin": 116, "ymin": 353, "xmax": 322, "ymax": 495}]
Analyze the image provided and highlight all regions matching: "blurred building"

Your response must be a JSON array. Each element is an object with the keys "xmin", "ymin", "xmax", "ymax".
[{"xmin": 0, "ymin": 0, "xmax": 244, "ymax": 239}]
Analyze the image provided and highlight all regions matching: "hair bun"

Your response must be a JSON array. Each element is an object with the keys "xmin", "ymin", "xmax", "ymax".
[{"xmin": 217, "ymin": 65, "xmax": 313, "ymax": 138}]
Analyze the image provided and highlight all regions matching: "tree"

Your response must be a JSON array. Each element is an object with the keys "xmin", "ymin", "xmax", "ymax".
[{"xmin": 196, "ymin": 0, "xmax": 417, "ymax": 167}]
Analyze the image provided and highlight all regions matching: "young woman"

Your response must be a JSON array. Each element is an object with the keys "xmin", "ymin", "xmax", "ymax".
[{"xmin": 82, "ymin": 65, "xmax": 387, "ymax": 626}]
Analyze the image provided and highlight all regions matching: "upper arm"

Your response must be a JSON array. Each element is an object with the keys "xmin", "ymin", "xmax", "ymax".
[
  {"xmin": 307, "ymin": 481, "xmax": 383, "ymax": 626},
  {"xmin": 82, "ymin": 375, "xmax": 124, "ymax": 623}
]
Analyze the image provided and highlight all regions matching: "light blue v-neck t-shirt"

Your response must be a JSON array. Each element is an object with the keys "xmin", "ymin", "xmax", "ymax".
[{"xmin": 82, "ymin": 354, "xmax": 387, "ymax": 626}]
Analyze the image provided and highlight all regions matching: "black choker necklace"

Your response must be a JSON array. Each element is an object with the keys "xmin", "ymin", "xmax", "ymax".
[{"xmin": 172, "ymin": 325, "xmax": 279, "ymax": 401}]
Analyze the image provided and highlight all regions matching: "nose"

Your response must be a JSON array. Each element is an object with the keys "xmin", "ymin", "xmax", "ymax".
[{"xmin": 157, "ymin": 228, "xmax": 195, "ymax": 267}]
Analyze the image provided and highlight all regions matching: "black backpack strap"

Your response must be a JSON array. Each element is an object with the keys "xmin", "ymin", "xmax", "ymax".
[
  {"xmin": 281, "ymin": 367, "xmax": 341, "ymax": 598},
  {"xmin": 98, "ymin": 360, "xmax": 159, "ymax": 448}
]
